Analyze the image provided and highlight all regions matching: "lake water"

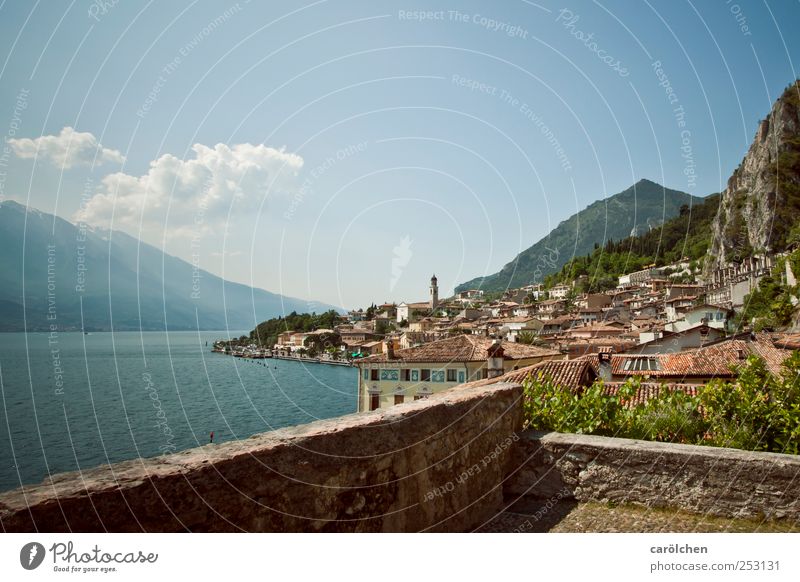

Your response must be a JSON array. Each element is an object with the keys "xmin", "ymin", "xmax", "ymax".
[{"xmin": 0, "ymin": 331, "xmax": 358, "ymax": 492}]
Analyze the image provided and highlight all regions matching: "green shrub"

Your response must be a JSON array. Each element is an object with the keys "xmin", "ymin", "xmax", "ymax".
[{"xmin": 523, "ymin": 353, "xmax": 800, "ymax": 454}]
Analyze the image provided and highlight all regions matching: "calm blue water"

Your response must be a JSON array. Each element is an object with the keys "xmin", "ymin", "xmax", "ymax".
[{"xmin": 0, "ymin": 331, "xmax": 358, "ymax": 492}]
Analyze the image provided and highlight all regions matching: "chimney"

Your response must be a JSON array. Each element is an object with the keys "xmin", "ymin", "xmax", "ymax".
[
  {"xmin": 385, "ymin": 340, "xmax": 395, "ymax": 360},
  {"xmin": 486, "ymin": 339, "xmax": 505, "ymax": 378},
  {"xmin": 598, "ymin": 349, "xmax": 613, "ymax": 382}
]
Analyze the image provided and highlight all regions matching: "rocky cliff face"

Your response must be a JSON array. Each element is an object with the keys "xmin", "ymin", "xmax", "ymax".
[{"xmin": 706, "ymin": 81, "xmax": 800, "ymax": 273}]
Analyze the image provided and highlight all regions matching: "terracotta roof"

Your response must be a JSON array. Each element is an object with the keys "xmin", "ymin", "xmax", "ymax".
[
  {"xmin": 632, "ymin": 314, "xmax": 657, "ymax": 322},
  {"xmin": 543, "ymin": 315, "xmax": 580, "ymax": 326},
  {"xmin": 460, "ymin": 359, "xmax": 594, "ymax": 392},
  {"xmin": 602, "ymin": 333, "xmax": 794, "ymax": 379},
  {"xmin": 774, "ymin": 333, "xmax": 800, "ymax": 350},
  {"xmin": 602, "ymin": 383, "xmax": 702, "ymax": 407},
  {"xmin": 562, "ymin": 337, "xmax": 637, "ymax": 347},
  {"xmin": 745, "ymin": 334, "xmax": 796, "ymax": 375},
  {"xmin": 463, "ymin": 363, "xmax": 706, "ymax": 406},
  {"xmin": 357, "ymin": 335, "xmax": 559, "ymax": 364},
  {"xmin": 539, "ymin": 299, "xmax": 567, "ymax": 306},
  {"xmin": 635, "ymin": 323, "xmax": 720, "ymax": 345},
  {"xmin": 665, "ymin": 295, "xmax": 697, "ymax": 304},
  {"xmin": 500, "ymin": 316, "xmax": 539, "ymax": 324},
  {"xmin": 565, "ymin": 323, "xmax": 627, "ymax": 334}
]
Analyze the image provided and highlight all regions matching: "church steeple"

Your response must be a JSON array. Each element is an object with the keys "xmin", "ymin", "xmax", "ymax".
[{"xmin": 430, "ymin": 274, "xmax": 438, "ymax": 309}]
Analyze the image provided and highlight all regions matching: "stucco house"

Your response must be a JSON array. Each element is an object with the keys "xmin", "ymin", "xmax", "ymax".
[{"xmin": 355, "ymin": 335, "xmax": 561, "ymax": 411}]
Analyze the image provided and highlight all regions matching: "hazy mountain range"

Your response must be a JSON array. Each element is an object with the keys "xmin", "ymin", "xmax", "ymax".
[{"xmin": 0, "ymin": 200, "xmax": 341, "ymax": 332}]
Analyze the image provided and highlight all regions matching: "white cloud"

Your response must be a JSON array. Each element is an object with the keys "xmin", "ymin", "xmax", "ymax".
[
  {"xmin": 75, "ymin": 142, "xmax": 303, "ymax": 238},
  {"xmin": 9, "ymin": 126, "xmax": 125, "ymax": 168}
]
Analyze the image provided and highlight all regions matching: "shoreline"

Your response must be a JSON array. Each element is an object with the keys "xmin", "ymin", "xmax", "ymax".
[
  {"xmin": 211, "ymin": 349, "xmax": 355, "ymax": 368},
  {"xmin": 273, "ymin": 354, "xmax": 354, "ymax": 367}
]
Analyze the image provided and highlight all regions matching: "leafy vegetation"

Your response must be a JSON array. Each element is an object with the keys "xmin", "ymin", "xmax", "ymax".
[
  {"xmin": 247, "ymin": 310, "xmax": 341, "ymax": 346},
  {"xmin": 523, "ymin": 353, "xmax": 800, "ymax": 455},
  {"xmin": 456, "ymin": 179, "xmax": 702, "ymax": 293},
  {"xmin": 516, "ymin": 331, "xmax": 537, "ymax": 345},
  {"xmin": 303, "ymin": 331, "xmax": 342, "ymax": 358},
  {"xmin": 543, "ymin": 193, "xmax": 721, "ymax": 292},
  {"xmin": 737, "ymin": 249, "xmax": 800, "ymax": 331}
]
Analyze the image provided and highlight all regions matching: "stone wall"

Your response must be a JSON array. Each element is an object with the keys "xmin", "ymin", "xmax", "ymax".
[
  {"xmin": 0, "ymin": 382, "xmax": 523, "ymax": 532},
  {"xmin": 4, "ymin": 382, "xmax": 800, "ymax": 532},
  {"xmin": 507, "ymin": 431, "xmax": 800, "ymax": 522}
]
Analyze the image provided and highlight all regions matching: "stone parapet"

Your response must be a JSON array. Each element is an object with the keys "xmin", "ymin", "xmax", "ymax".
[
  {"xmin": 0, "ymin": 383, "xmax": 523, "ymax": 532},
  {"xmin": 507, "ymin": 431, "xmax": 800, "ymax": 522}
]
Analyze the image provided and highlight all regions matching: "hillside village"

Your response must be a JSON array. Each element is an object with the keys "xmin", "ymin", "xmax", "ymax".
[
  {"xmin": 226, "ymin": 244, "xmax": 798, "ymax": 412},
  {"xmin": 249, "ymin": 80, "xmax": 800, "ymax": 413},
  {"xmin": 215, "ymin": 80, "xmax": 800, "ymax": 413}
]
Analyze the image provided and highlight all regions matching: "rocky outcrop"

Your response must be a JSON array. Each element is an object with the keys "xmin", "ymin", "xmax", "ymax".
[{"xmin": 706, "ymin": 81, "xmax": 800, "ymax": 273}]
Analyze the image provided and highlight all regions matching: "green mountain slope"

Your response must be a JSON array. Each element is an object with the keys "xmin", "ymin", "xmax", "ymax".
[
  {"xmin": 455, "ymin": 179, "xmax": 704, "ymax": 293},
  {"xmin": 546, "ymin": 192, "xmax": 721, "ymax": 291}
]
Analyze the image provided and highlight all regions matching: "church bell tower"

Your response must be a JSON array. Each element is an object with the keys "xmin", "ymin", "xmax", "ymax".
[{"xmin": 430, "ymin": 274, "xmax": 438, "ymax": 309}]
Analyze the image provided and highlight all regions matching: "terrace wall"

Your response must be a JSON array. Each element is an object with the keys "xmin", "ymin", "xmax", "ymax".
[
  {"xmin": 0, "ymin": 383, "xmax": 523, "ymax": 532},
  {"xmin": 3, "ymin": 384, "xmax": 799, "ymax": 532},
  {"xmin": 507, "ymin": 431, "xmax": 800, "ymax": 522}
]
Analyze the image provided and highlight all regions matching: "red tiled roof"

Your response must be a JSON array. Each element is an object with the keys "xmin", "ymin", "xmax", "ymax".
[
  {"xmin": 461, "ymin": 358, "xmax": 593, "ymax": 392},
  {"xmin": 562, "ymin": 338, "xmax": 637, "ymax": 347},
  {"xmin": 543, "ymin": 315, "xmax": 581, "ymax": 325},
  {"xmin": 603, "ymin": 333, "xmax": 794, "ymax": 379},
  {"xmin": 357, "ymin": 334, "xmax": 560, "ymax": 364},
  {"xmin": 564, "ymin": 323, "xmax": 627, "ymax": 334},
  {"xmin": 772, "ymin": 333, "xmax": 800, "ymax": 351},
  {"xmin": 602, "ymin": 382, "xmax": 702, "ymax": 407},
  {"xmin": 665, "ymin": 295, "xmax": 697, "ymax": 304}
]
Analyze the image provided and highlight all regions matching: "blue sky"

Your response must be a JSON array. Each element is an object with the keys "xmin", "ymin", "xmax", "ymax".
[{"xmin": 1, "ymin": 0, "xmax": 798, "ymax": 310}]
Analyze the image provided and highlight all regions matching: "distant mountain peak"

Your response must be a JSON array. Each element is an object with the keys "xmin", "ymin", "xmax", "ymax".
[{"xmin": 455, "ymin": 179, "xmax": 702, "ymax": 293}]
